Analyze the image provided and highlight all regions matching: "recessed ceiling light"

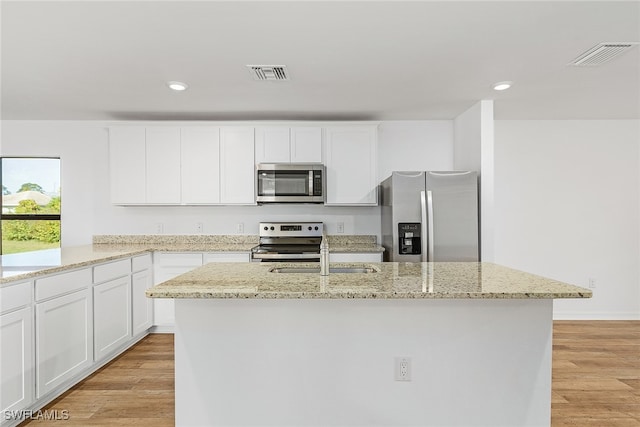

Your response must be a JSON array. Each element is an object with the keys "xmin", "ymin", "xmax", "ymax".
[
  {"xmin": 492, "ymin": 81, "xmax": 513, "ymax": 91},
  {"xmin": 167, "ymin": 81, "xmax": 188, "ymax": 91}
]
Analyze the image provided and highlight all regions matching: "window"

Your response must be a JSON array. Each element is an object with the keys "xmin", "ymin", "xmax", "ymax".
[{"xmin": 1, "ymin": 157, "xmax": 61, "ymax": 255}]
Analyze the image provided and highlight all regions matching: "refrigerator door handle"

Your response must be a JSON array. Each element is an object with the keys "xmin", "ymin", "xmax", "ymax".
[
  {"xmin": 426, "ymin": 190, "xmax": 435, "ymax": 261},
  {"xmin": 420, "ymin": 191, "xmax": 428, "ymax": 262}
]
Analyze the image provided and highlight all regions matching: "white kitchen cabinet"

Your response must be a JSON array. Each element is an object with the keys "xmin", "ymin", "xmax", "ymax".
[
  {"xmin": 324, "ymin": 125, "xmax": 378, "ymax": 205},
  {"xmin": 146, "ymin": 127, "xmax": 182, "ymax": 204},
  {"xmin": 153, "ymin": 252, "xmax": 250, "ymax": 329},
  {"xmin": 255, "ymin": 126, "xmax": 322, "ymax": 164},
  {"xmin": 93, "ymin": 275, "xmax": 132, "ymax": 361},
  {"xmin": 1, "ymin": 306, "xmax": 33, "ymax": 416},
  {"xmin": 109, "ymin": 127, "xmax": 146, "ymax": 204},
  {"xmin": 36, "ymin": 287, "xmax": 92, "ymax": 398},
  {"xmin": 203, "ymin": 252, "xmax": 251, "ymax": 263},
  {"xmin": 329, "ymin": 253, "xmax": 383, "ymax": 262},
  {"xmin": 181, "ymin": 127, "xmax": 220, "ymax": 204},
  {"xmin": 220, "ymin": 127, "xmax": 255, "ymax": 204},
  {"xmin": 132, "ymin": 254, "xmax": 154, "ymax": 336},
  {"xmin": 255, "ymin": 127, "xmax": 291, "ymax": 163},
  {"xmin": 290, "ymin": 127, "xmax": 322, "ymax": 163},
  {"xmin": 153, "ymin": 253, "xmax": 203, "ymax": 328}
]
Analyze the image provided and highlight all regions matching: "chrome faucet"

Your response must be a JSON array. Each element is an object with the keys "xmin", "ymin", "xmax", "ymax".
[{"xmin": 320, "ymin": 233, "xmax": 329, "ymax": 276}]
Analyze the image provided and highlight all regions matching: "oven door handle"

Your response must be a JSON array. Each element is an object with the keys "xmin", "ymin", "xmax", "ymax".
[{"xmin": 252, "ymin": 253, "xmax": 321, "ymax": 260}]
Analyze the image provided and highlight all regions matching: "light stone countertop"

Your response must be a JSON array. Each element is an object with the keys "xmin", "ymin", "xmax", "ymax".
[
  {"xmin": 0, "ymin": 234, "xmax": 383, "ymax": 284},
  {"xmin": 146, "ymin": 261, "xmax": 592, "ymax": 300}
]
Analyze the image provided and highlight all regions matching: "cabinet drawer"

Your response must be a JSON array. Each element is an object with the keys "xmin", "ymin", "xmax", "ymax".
[
  {"xmin": 35, "ymin": 269, "xmax": 92, "ymax": 302},
  {"xmin": 203, "ymin": 252, "xmax": 250, "ymax": 263},
  {"xmin": 132, "ymin": 253, "xmax": 152, "ymax": 272},
  {"xmin": 154, "ymin": 252, "xmax": 203, "ymax": 267},
  {"xmin": 93, "ymin": 258, "xmax": 131, "ymax": 284},
  {"xmin": 0, "ymin": 281, "xmax": 32, "ymax": 314}
]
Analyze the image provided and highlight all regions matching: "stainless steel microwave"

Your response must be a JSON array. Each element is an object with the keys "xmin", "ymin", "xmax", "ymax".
[{"xmin": 256, "ymin": 163, "xmax": 325, "ymax": 203}]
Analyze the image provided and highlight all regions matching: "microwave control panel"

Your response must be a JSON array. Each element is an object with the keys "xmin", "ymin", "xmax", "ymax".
[
  {"xmin": 398, "ymin": 222, "xmax": 421, "ymax": 255},
  {"xmin": 313, "ymin": 170, "xmax": 323, "ymax": 196}
]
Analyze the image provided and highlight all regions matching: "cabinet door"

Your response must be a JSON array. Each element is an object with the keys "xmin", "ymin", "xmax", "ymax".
[
  {"xmin": 291, "ymin": 127, "xmax": 322, "ymax": 163},
  {"xmin": 324, "ymin": 126, "xmax": 378, "ymax": 205},
  {"xmin": 94, "ymin": 276, "xmax": 132, "ymax": 361},
  {"xmin": 329, "ymin": 253, "xmax": 383, "ymax": 262},
  {"xmin": 132, "ymin": 269, "xmax": 153, "ymax": 336},
  {"xmin": 182, "ymin": 127, "xmax": 220, "ymax": 204},
  {"xmin": 109, "ymin": 127, "xmax": 146, "ymax": 204},
  {"xmin": 220, "ymin": 127, "xmax": 256, "ymax": 205},
  {"xmin": 255, "ymin": 127, "xmax": 290, "ymax": 163},
  {"xmin": 153, "ymin": 253, "xmax": 203, "ymax": 328},
  {"xmin": 36, "ymin": 288, "xmax": 92, "ymax": 398},
  {"xmin": 1, "ymin": 307, "xmax": 33, "ymax": 414},
  {"xmin": 203, "ymin": 252, "xmax": 251, "ymax": 263},
  {"xmin": 146, "ymin": 127, "xmax": 181, "ymax": 204}
]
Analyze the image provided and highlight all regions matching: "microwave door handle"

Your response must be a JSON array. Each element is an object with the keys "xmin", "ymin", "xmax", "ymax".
[{"xmin": 309, "ymin": 171, "xmax": 314, "ymax": 195}]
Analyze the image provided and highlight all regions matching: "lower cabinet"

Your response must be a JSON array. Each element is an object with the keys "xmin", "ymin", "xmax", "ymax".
[
  {"xmin": 153, "ymin": 253, "xmax": 204, "ymax": 328},
  {"xmin": 329, "ymin": 252, "xmax": 383, "ymax": 262},
  {"xmin": 0, "ymin": 306, "xmax": 33, "ymax": 415},
  {"xmin": 153, "ymin": 252, "xmax": 251, "ymax": 329},
  {"xmin": 132, "ymin": 268, "xmax": 153, "ymax": 336},
  {"xmin": 35, "ymin": 288, "xmax": 93, "ymax": 398},
  {"xmin": 93, "ymin": 276, "xmax": 132, "ymax": 361}
]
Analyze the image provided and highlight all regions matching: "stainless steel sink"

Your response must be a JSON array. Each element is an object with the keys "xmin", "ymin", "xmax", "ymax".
[{"xmin": 269, "ymin": 267, "xmax": 376, "ymax": 274}]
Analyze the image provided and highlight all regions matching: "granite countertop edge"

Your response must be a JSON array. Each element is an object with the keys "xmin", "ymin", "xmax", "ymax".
[
  {"xmin": 0, "ymin": 237, "xmax": 383, "ymax": 284},
  {"xmin": 145, "ymin": 262, "xmax": 593, "ymax": 300}
]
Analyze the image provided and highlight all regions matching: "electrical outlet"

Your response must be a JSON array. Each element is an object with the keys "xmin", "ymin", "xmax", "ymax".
[
  {"xmin": 337, "ymin": 222, "xmax": 345, "ymax": 233},
  {"xmin": 236, "ymin": 223, "xmax": 244, "ymax": 233},
  {"xmin": 196, "ymin": 222, "xmax": 203, "ymax": 233},
  {"xmin": 394, "ymin": 357, "xmax": 411, "ymax": 381},
  {"xmin": 155, "ymin": 223, "xmax": 164, "ymax": 234},
  {"xmin": 588, "ymin": 278, "xmax": 596, "ymax": 289}
]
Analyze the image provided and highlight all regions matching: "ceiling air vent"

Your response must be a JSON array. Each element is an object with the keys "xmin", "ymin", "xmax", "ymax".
[
  {"xmin": 570, "ymin": 42, "xmax": 638, "ymax": 66},
  {"xmin": 247, "ymin": 65, "xmax": 289, "ymax": 81}
]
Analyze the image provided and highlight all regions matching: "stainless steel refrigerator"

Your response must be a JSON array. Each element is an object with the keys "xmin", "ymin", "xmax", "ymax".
[{"xmin": 381, "ymin": 171, "xmax": 479, "ymax": 262}]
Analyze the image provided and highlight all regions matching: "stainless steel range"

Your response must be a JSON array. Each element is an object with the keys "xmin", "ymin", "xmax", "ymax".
[{"xmin": 251, "ymin": 222, "xmax": 323, "ymax": 262}]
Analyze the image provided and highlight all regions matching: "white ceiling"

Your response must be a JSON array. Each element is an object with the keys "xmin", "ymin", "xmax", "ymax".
[{"xmin": 1, "ymin": 1, "xmax": 639, "ymax": 121}]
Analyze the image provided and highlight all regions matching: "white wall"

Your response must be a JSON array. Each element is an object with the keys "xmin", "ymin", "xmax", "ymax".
[
  {"xmin": 0, "ymin": 121, "xmax": 102, "ymax": 246},
  {"xmin": 1, "ymin": 120, "xmax": 454, "ymax": 244},
  {"xmin": 377, "ymin": 120, "xmax": 453, "ymax": 181},
  {"xmin": 494, "ymin": 120, "xmax": 640, "ymax": 319},
  {"xmin": 453, "ymin": 100, "xmax": 495, "ymax": 261}
]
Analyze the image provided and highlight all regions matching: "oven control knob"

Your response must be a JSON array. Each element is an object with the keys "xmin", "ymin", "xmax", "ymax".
[
  {"xmin": 270, "ymin": 226, "xmax": 275, "ymax": 231},
  {"xmin": 314, "ymin": 226, "xmax": 319, "ymax": 230},
  {"xmin": 308, "ymin": 226, "xmax": 312, "ymax": 231}
]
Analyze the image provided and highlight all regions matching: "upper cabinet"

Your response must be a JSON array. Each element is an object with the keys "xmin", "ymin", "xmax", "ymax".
[
  {"xmin": 109, "ymin": 127, "xmax": 146, "ymax": 205},
  {"xmin": 109, "ymin": 123, "xmax": 377, "ymax": 206},
  {"xmin": 109, "ymin": 126, "xmax": 254, "ymax": 205},
  {"xmin": 255, "ymin": 126, "xmax": 322, "ymax": 164},
  {"xmin": 324, "ymin": 125, "xmax": 378, "ymax": 206},
  {"xmin": 291, "ymin": 127, "xmax": 323, "ymax": 163},
  {"xmin": 146, "ymin": 127, "xmax": 182, "ymax": 204},
  {"xmin": 220, "ymin": 127, "xmax": 256, "ymax": 205},
  {"xmin": 181, "ymin": 127, "xmax": 221, "ymax": 204}
]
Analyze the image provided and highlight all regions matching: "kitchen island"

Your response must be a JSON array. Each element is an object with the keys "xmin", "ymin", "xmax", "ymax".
[{"xmin": 148, "ymin": 262, "xmax": 590, "ymax": 427}]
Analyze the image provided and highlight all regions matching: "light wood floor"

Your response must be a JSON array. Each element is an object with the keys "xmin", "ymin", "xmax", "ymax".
[{"xmin": 20, "ymin": 321, "xmax": 639, "ymax": 426}]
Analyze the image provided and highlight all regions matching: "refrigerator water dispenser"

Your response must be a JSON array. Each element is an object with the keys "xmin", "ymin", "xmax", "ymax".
[{"xmin": 398, "ymin": 223, "xmax": 421, "ymax": 255}]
